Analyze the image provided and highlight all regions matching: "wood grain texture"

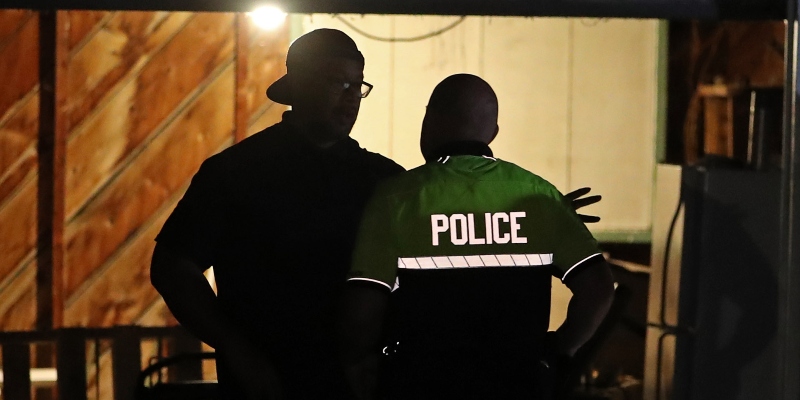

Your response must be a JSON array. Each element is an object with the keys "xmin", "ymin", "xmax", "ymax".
[
  {"xmin": 0, "ymin": 10, "xmax": 291, "ymax": 331},
  {"xmin": 64, "ymin": 11, "xmax": 192, "ymax": 132},
  {"xmin": 65, "ymin": 12, "xmax": 234, "ymax": 219},
  {"xmin": 63, "ymin": 64, "xmax": 236, "ymax": 303},
  {"xmin": 244, "ymin": 19, "xmax": 288, "ymax": 129},
  {"xmin": 0, "ymin": 10, "xmax": 34, "ymax": 50},
  {"xmin": 0, "ymin": 15, "xmax": 39, "ymax": 126},
  {"xmin": 234, "ymin": 13, "xmax": 249, "ymax": 143},
  {"xmin": 126, "ymin": 15, "xmax": 289, "ymax": 330},
  {"xmin": 0, "ymin": 10, "xmax": 39, "ymax": 332},
  {"xmin": 0, "ymin": 263, "xmax": 36, "ymax": 330},
  {"xmin": 0, "ymin": 150, "xmax": 37, "ymax": 206},
  {"xmin": 65, "ymin": 10, "xmax": 111, "ymax": 52},
  {"xmin": 64, "ymin": 198, "xmax": 174, "ymax": 326},
  {"xmin": 0, "ymin": 180, "xmax": 38, "ymax": 282},
  {"xmin": 0, "ymin": 91, "xmax": 39, "ymax": 189}
]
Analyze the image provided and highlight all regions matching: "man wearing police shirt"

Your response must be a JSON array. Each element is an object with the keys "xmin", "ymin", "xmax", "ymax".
[{"xmin": 340, "ymin": 74, "xmax": 615, "ymax": 400}]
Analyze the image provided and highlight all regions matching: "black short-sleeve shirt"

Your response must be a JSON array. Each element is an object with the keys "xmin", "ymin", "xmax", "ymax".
[{"xmin": 156, "ymin": 113, "xmax": 404, "ymax": 397}]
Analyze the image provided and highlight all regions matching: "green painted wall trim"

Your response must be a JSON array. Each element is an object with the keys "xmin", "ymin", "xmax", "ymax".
[
  {"xmin": 594, "ymin": 229, "xmax": 652, "ymax": 244},
  {"xmin": 655, "ymin": 20, "xmax": 669, "ymax": 164}
]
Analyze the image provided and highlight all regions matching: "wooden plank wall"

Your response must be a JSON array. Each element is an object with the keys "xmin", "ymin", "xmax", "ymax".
[
  {"xmin": 60, "ymin": 11, "xmax": 289, "ymax": 328},
  {"xmin": 0, "ymin": 10, "xmax": 40, "ymax": 331},
  {"xmin": 0, "ymin": 10, "xmax": 288, "ymax": 332}
]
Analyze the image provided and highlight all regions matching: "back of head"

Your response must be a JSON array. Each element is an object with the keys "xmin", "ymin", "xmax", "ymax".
[{"xmin": 421, "ymin": 74, "xmax": 499, "ymax": 159}]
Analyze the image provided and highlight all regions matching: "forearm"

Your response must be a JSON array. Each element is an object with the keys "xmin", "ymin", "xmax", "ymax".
[
  {"xmin": 556, "ymin": 263, "xmax": 615, "ymax": 356},
  {"xmin": 150, "ymin": 244, "xmax": 238, "ymax": 349},
  {"xmin": 339, "ymin": 283, "xmax": 388, "ymax": 400},
  {"xmin": 343, "ymin": 354, "xmax": 379, "ymax": 400}
]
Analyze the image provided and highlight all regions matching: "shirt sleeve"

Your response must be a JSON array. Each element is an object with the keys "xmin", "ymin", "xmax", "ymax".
[
  {"xmin": 348, "ymin": 187, "xmax": 398, "ymax": 291},
  {"xmin": 535, "ymin": 191, "xmax": 602, "ymax": 281},
  {"xmin": 155, "ymin": 157, "xmax": 230, "ymax": 269}
]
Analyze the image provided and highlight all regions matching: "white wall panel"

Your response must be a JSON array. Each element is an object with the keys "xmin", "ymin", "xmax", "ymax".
[
  {"xmin": 483, "ymin": 17, "xmax": 572, "ymax": 190},
  {"xmin": 299, "ymin": 15, "xmax": 662, "ymax": 239},
  {"xmin": 571, "ymin": 19, "xmax": 659, "ymax": 233}
]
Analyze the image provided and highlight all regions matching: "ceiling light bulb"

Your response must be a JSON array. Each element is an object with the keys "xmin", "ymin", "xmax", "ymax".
[{"xmin": 249, "ymin": 5, "xmax": 287, "ymax": 30}]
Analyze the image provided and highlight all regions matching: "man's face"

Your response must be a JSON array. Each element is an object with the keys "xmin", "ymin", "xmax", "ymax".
[{"xmin": 293, "ymin": 57, "xmax": 365, "ymax": 141}]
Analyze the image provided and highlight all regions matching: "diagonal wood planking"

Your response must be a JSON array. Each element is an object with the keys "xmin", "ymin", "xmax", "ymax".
[
  {"xmin": 0, "ymin": 10, "xmax": 287, "ymax": 330},
  {"xmin": 64, "ymin": 12, "xmax": 234, "ymax": 220},
  {"xmin": 63, "ymin": 14, "xmax": 289, "ymax": 329},
  {"xmin": 0, "ymin": 10, "xmax": 34, "ymax": 47},
  {"xmin": 65, "ymin": 198, "xmax": 175, "ymax": 327},
  {"xmin": 84, "ymin": 16, "xmax": 287, "ymax": 328},
  {"xmin": 244, "ymin": 20, "xmax": 289, "ymax": 135},
  {"xmin": 0, "ymin": 9, "xmax": 102, "ymax": 331},
  {"xmin": 0, "ymin": 88, "xmax": 38, "ymax": 178},
  {"xmin": 0, "ymin": 180, "xmax": 38, "ymax": 304},
  {"xmin": 63, "ymin": 11, "xmax": 236, "ymax": 315},
  {"xmin": 0, "ymin": 257, "xmax": 37, "ymax": 330},
  {"xmin": 0, "ymin": 92, "xmax": 39, "ymax": 204},
  {"xmin": 0, "ymin": 14, "xmax": 39, "ymax": 127},
  {"xmin": 121, "ymin": 17, "xmax": 289, "ymax": 328},
  {"xmin": 64, "ymin": 64, "xmax": 237, "ymax": 324},
  {"xmin": 0, "ymin": 14, "xmax": 39, "ymax": 194},
  {"xmin": 0, "ymin": 11, "xmax": 40, "ymax": 331},
  {"xmin": 85, "ymin": 16, "xmax": 286, "ymax": 328},
  {"xmin": 66, "ymin": 10, "xmax": 111, "ymax": 52},
  {"xmin": 0, "ymin": 148, "xmax": 37, "ymax": 205},
  {"xmin": 63, "ymin": 11, "xmax": 193, "ymax": 134}
]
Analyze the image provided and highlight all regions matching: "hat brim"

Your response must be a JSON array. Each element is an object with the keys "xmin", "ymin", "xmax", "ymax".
[{"xmin": 266, "ymin": 74, "xmax": 293, "ymax": 105}]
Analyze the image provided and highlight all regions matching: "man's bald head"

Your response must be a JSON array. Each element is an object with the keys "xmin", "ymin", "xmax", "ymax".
[{"xmin": 421, "ymin": 74, "xmax": 499, "ymax": 160}]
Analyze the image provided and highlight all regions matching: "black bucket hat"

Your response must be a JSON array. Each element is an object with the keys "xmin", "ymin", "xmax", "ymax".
[{"xmin": 266, "ymin": 28, "xmax": 364, "ymax": 105}]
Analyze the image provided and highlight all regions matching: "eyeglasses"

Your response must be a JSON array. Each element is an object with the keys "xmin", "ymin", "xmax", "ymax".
[{"xmin": 325, "ymin": 78, "xmax": 373, "ymax": 98}]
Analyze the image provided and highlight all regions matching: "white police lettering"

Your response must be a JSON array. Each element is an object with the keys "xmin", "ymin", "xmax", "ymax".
[
  {"xmin": 484, "ymin": 212, "xmax": 493, "ymax": 244},
  {"xmin": 431, "ymin": 215, "xmax": 448, "ymax": 246},
  {"xmin": 450, "ymin": 214, "xmax": 468, "ymax": 245},
  {"xmin": 492, "ymin": 213, "xmax": 510, "ymax": 244},
  {"xmin": 431, "ymin": 212, "xmax": 527, "ymax": 246},
  {"xmin": 510, "ymin": 212, "xmax": 527, "ymax": 244},
  {"xmin": 467, "ymin": 214, "xmax": 485, "ymax": 245}
]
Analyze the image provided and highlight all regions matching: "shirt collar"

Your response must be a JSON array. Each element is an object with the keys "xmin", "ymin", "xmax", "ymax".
[{"xmin": 425, "ymin": 141, "xmax": 494, "ymax": 163}]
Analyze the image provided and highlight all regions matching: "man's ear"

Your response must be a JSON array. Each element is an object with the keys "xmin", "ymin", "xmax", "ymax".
[{"xmin": 488, "ymin": 125, "xmax": 499, "ymax": 145}]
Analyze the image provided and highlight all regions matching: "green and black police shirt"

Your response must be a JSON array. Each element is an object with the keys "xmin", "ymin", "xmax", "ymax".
[{"xmin": 348, "ymin": 145, "xmax": 602, "ymax": 367}]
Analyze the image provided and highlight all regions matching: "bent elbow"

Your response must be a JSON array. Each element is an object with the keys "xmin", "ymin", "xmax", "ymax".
[
  {"xmin": 598, "ymin": 264, "xmax": 616, "ymax": 307},
  {"xmin": 150, "ymin": 244, "xmax": 175, "ymax": 292}
]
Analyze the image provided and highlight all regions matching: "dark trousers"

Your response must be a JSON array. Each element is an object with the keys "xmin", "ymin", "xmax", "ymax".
[{"xmin": 384, "ymin": 354, "xmax": 555, "ymax": 400}]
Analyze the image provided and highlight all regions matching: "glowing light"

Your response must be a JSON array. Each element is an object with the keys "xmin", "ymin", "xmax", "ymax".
[{"xmin": 249, "ymin": 5, "xmax": 287, "ymax": 30}]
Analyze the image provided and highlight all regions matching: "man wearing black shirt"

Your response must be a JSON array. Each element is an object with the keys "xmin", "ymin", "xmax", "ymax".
[{"xmin": 150, "ymin": 29, "xmax": 404, "ymax": 400}]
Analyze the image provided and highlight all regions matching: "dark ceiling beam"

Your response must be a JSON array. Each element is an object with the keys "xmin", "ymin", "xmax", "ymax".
[{"xmin": 0, "ymin": 0, "xmax": 785, "ymax": 20}]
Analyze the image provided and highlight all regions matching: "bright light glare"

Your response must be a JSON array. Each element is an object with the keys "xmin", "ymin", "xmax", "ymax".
[{"xmin": 249, "ymin": 5, "xmax": 287, "ymax": 30}]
